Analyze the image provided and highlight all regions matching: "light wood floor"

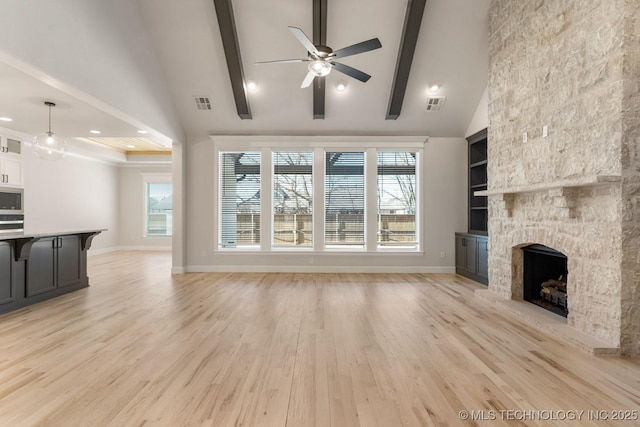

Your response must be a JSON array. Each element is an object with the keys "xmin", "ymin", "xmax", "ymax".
[{"xmin": 0, "ymin": 252, "xmax": 638, "ymax": 426}]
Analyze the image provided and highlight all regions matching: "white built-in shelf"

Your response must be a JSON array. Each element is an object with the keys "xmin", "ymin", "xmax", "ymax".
[{"xmin": 475, "ymin": 175, "xmax": 622, "ymax": 197}]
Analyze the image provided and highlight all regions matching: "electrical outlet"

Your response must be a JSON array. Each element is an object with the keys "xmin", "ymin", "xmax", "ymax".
[
  {"xmin": 542, "ymin": 125, "xmax": 548, "ymax": 138},
  {"xmin": 522, "ymin": 132, "xmax": 528, "ymax": 143},
  {"xmin": 440, "ymin": 251, "xmax": 446, "ymax": 258}
]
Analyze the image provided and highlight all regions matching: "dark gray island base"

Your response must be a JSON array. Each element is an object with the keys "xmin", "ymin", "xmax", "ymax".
[{"xmin": 0, "ymin": 230, "xmax": 103, "ymax": 315}]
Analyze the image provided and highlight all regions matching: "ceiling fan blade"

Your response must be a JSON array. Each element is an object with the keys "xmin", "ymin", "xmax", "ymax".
[
  {"xmin": 332, "ymin": 62, "xmax": 371, "ymax": 83},
  {"xmin": 301, "ymin": 71, "xmax": 316, "ymax": 88},
  {"xmin": 255, "ymin": 59, "xmax": 309, "ymax": 65},
  {"xmin": 332, "ymin": 38, "xmax": 382, "ymax": 58},
  {"xmin": 288, "ymin": 26, "xmax": 318, "ymax": 55}
]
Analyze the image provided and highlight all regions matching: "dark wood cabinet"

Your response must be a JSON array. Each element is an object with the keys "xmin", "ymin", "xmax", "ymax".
[
  {"xmin": 57, "ymin": 235, "xmax": 81, "ymax": 288},
  {"xmin": 0, "ymin": 242, "xmax": 14, "ymax": 305},
  {"xmin": 456, "ymin": 234, "xmax": 477, "ymax": 274},
  {"xmin": 467, "ymin": 129, "xmax": 488, "ymax": 235},
  {"xmin": 476, "ymin": 237, "xmax": 489, "ymax": 281},
  {"xmin": 455, "ymin": 128, "xmax": 489, "ymax": 285},
  {"xmin": 455, "ymin": 233, "xmax": 488, "ymax": 285},
  {"xmin": 26, "ymin": 235, "xmax": 83, "ymax": 296},
  {"xmin": 0, "ymin": 230, "xmax": 101, "ymax": 315},
  {"xmin": 26, "ymin": 237, "xmax": 57, "ymax": 297}
]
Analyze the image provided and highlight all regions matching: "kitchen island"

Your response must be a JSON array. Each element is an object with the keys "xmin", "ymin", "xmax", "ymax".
[{"xmin": 0, "ymin": 229, "xmax": 103, "ymax": 315}]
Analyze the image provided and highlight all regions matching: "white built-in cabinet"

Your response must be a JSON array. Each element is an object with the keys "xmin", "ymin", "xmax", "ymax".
[{"xmin": 0, "ymin": 135, "xmax": 23, "ymax": 187}]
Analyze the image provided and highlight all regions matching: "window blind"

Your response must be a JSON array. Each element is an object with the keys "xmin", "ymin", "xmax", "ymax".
[
  {"xmin": 273, "ymin": 152, "xmax": 313, "ymax": 247},
  {"xmin": 377, "ymin": 152, "xmax": 417, "ymax": 248},
  {"xmin": 325, "ymin": 152, "xmax": 365, "ymax": 248},
  {"xmin": 219, "ymin": 152, "xmax": 261, "ymax": 248}
]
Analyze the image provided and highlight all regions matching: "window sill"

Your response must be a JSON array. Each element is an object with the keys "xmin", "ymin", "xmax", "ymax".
[{"xmin": 214, "ymin": 249, "xmax": 424, "ymax": 256}]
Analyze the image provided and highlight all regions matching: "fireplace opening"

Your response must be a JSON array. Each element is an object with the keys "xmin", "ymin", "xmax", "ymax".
[{"xmin": 522, "ymin": 244, "xmax": 568, "ymax": 317}]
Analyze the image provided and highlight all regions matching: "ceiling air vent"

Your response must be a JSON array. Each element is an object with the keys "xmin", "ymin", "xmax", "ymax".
[
  {"xmin": 194, "ymin": 96, "xmax": 212, "ymax": 110},
  {"xmin": 426, "ymin": 96, "xmax": 446, "ymax": 112}
]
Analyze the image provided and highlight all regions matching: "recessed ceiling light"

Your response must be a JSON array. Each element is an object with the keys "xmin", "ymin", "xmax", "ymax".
[
  {"xmin": 247, "ymin": 81, "xmax": 258, "ymax": 91},
  {"xmin": 428, "ymin": 84, "xmax": 440, "ymax": 92},
  {"xmin": 137, "ymin": 130, "xmax": 148, "ymax": 134},
  {"xmin": 336, "ymin": 82, "xmax": 346, "ymax": 92},
  {"xmin": 90, "ymin": 130, "xmax": 101, "ymax": 134},
  {"xmin": 127, "ymin": 145, "xmax": 136, "ymax": 149},
  {"xmin": 0, "ymin": 117, "xmax": 12, "ymax": 122}
]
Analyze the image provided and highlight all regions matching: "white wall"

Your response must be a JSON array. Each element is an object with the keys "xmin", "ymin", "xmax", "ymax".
[
  {"xmin": 465, "ymin": 86, "xmax": 488, "ymax": 137},
  {"xmin": 185, "ymin": 136, "xmax": 467, "ymax": 272},
  {"xmin": 118, "ymin": 165, "xmax": 172, "ymax": 249},
  {"xmin": 0, "ymin": 0, "xmax": 184, "ymax": 143},
  {"xmin": 21, "ymin": 141, "xmax": 119, "ymax": 251}
]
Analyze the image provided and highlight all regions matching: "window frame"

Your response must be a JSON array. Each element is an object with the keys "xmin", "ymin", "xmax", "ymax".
[
  {"xmin": 213, "ymin": 136, "xmax": 425, "ymax": 254},
  {"xmin": 218, "ymin": 151, "xmax": 262, "ymax": 250},
  {"xmin": 375, "ymin": 150, "xmax": 420, "ymax": 251},
  {"xmin": 142, "ymin": 173, "xmax": 173, "ymax": 238},
  {"xmin": 324, "ymin": 150, "xmax": 366, "ymax": 251},
  {"xmin": 271, "ymin": 150, "xmax": 315, "ymax": 250}
]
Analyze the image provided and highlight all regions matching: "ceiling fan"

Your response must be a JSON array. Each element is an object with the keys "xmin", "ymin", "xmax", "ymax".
[{"xmin": 256, "ymin": 26, "xmax": 382, "ymax": 88}]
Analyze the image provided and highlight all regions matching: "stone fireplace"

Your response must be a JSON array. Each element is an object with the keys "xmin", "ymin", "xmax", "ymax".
[
  {"xmin": 483, "ymin": 185, "xmax": 625, "ymax": 353},
  {"xmin": 485, "ymin": 1, "xmax": 640, "ymax": 356}
]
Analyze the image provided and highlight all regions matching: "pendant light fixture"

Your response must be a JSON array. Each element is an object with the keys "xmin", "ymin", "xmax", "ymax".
[{"xmin": 33, "ymin": 101, "xmax": 66, "ymax": 161}]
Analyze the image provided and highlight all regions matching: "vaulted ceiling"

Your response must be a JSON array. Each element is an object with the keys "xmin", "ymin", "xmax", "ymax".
[
  {"xmin": 137, "ymin": 0, "xmax": 490, "ymax": 138},
  {"xmin": 0, "ymin": 0, "xmax": 490, "ymax": 157}
]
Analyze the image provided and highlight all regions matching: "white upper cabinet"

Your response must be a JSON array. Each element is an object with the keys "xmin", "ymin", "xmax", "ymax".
[{"xmin": 0, "ymin": 135, "xmax": 23, "ymax": 187}]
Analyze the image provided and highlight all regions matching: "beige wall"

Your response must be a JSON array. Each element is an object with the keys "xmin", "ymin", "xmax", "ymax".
[
  {"xmin": 20, "ymin": 136, "xmax": 119, "ymax": 251},
  {"xmin": 118, "ymin": 165, "xmax": 172, "ymax": 250},
  {"xmin": 465, "ymin": 86, "xmax": 488, "ymax": 138},
  {"xmin": 184, "ymin": 136, "xmax": 467, "ymax": 272}
]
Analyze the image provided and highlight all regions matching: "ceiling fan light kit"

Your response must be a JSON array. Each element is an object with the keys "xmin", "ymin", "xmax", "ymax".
[
  {"xmin": 257, "ymin": 26, "xmax": 381, "ymax": 89},
  {"xmin": 308, "ymin": 60, "xmax": 332, "ymax": 77}
]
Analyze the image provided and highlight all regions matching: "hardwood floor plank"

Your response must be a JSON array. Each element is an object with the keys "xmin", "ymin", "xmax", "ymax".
[{"xmin": 0, "ymin": 251, "xmax": 638, "ymax": 426}]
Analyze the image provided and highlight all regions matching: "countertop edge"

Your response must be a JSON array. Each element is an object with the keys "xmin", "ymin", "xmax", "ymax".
[{"xmin": 0, "ymin": 229, "xmax": 106, "ymax": 241}]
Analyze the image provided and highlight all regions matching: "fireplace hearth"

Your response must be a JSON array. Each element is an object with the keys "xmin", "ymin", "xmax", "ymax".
[{"xmin": 522, "ymin": 245, "xmax": 568, "ymax": 318}]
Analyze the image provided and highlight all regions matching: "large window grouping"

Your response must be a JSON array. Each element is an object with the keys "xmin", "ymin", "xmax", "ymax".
[{"xmin": 217, "ymin": 144, "xmax": 420, "ymax": 252}]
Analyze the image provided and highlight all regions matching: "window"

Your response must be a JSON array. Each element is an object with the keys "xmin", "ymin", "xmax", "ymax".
[
  {"xmin": 215, "ymin": 138, "xmax": 423, "ymax": 253},
  {"xmin": 145, "ymin": 179, "xmax": 172, "ymax": 237},
  {"xmin": 325, "ymin": 152, "xmax": 365, "ymax": 248},
  {"xmin": 219, "ymin": 152, "xmax": 261, "ymax": 248},
  {"xmin": 273, "ymin": 152, "xmax": 313, "ymax": 247},
  {"xmin": 377, "ymin": 152, "xmax": 417, "ymax": 249}
]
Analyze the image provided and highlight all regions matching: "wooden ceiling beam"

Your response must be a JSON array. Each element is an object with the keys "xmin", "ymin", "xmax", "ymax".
[
  {"xmin": 386, "ymin": 0, "xmax": 426, "ymax": 120},
  {"xmin": 213, "ymin": 0, "xmax": 252, "ymax": 119},
  {"xmin": 312, "ymin": 0, "xmax": 327, "ymax": 120}
]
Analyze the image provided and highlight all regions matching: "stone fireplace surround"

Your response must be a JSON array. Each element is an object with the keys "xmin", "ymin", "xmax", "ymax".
[
  {"xmin": 484, "ymin": 0, "xmax": 640, "ymax": 356},
  {"xmin": 476, "ymin": 177, "xmax": 626, "ymax": 355}
]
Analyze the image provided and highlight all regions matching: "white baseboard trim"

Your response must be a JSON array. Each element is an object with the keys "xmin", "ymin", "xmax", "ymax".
[
  {"xmin": 88, "ymin": 246, "xmax": 172, "ymax": 256},
  {"xmin": 185, "ymin": 265, "xmax": 456, "ymax": 274},
  {"xmin": 171, "ymin": 267, "xmax": 186, "ymax": 274},
  {"xmin": 87, "ymin": 247, "xmax": 120, "ymax": 256}
]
